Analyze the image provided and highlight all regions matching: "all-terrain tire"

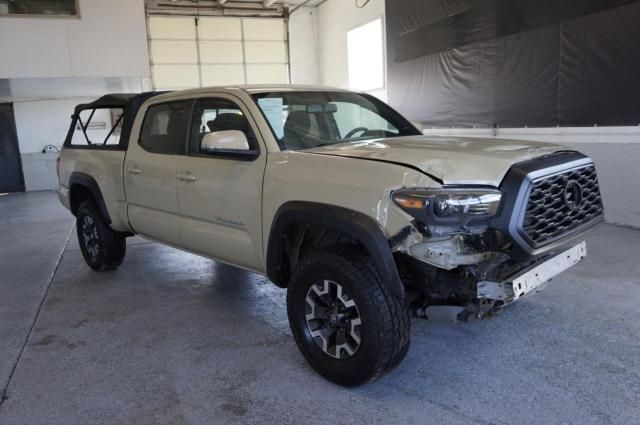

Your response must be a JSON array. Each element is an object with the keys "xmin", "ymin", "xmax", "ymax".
[
  {"xmin": 287, "ymin": 245, "xmax": 411, "ymax": 386},
  {"xmin": 76, "ymin": 200, "xmax": 126, "ymax": 271}
]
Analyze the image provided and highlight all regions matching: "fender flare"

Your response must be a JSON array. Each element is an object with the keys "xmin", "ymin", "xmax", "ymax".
[
  {"xmin": 68, "ymin": 172, "xmax": 112, "ymax": 224},
  {"xmin": 266, "ymin": 201, "xmax": 404, "ymax": 299}
]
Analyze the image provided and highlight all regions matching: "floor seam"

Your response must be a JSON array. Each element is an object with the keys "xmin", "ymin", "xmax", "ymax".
[{"xmin": 0, "ymin": 224, "xmax": 74, "ymax": 408}]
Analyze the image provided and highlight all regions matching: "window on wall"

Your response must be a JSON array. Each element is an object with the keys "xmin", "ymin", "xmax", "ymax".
[
  {"xmin": 148, "ymin": 16, "xmax": 289, "ymax": 90},
  {"xmin": 0, "ymin": 0, "xmax": 78, "ymax": 16},
  {"xmin": 347, "ymin": 18, "xmax": 384, "ymax": 92}
]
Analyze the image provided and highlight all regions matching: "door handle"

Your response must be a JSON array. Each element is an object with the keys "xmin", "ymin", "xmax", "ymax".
[
  {"xmin": 177, "ymin": 172, "xmax": 197, "ymax": 182},
  {"xmin": 128, "ymin": 167, "xmax": 142, "ymax": 175}
]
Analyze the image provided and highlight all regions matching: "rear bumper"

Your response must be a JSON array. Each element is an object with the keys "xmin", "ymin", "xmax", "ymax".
[{"xmin": 477, "ymin": 241, "xmax": 586, "ymax": 304}]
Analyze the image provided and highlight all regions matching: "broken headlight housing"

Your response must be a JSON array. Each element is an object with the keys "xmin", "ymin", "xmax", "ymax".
[{"xmin": 392, "ymin": 188, "xmax": 502, "ymax": 234}]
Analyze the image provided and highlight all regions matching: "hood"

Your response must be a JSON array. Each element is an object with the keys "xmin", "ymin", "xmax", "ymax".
[{"xmin": 304, "ymin": 135, "xmax": 567, "ymax": 186}]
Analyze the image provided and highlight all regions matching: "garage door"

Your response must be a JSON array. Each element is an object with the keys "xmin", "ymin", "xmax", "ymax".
[{"xmin": 148, "ymin": 16, "xmax": 289, "ymax": 90}]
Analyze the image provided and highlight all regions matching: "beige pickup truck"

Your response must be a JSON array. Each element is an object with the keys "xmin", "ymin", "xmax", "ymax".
[{"xmin": 57, "ymin": 85, "xmax": 604, "ymax": 386}]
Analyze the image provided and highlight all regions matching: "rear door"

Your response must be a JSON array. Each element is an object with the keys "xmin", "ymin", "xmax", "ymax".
[
  {"xmin": 0, "ymin": 103, "xmax": 25, "ymax": 193},
  {"xmin": 124, "ymin": 100, "xmax": 190, "ymax": 245},
  {"xmin": 176, "ymin": 95, "xmax": 266, "ymax": 271}
]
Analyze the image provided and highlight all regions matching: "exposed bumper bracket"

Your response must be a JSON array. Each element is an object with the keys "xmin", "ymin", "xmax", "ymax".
[{"xmin": 477, "ymin": 241, "xmax": 587, "ymax": 303}]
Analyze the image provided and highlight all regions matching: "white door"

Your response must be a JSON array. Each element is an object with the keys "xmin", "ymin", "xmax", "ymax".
[{"xmin": 148, "ymin": 16, "xmax": 289, "ymax": 90}]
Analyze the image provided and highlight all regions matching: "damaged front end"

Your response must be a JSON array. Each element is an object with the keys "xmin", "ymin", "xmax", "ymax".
[
  {"xmin": 390, "ymin": 187, "xmax": 514, "ymax": 320},
  {"xmin": 392, "ymin": 225, "xmax": 519, "ymax": 321},
  {"xmin": 392, "ymin": 227, "xmax": 586, "ymax": 321},
  {"xmin": 389, "ymin": 153, "xmax": 603, "ymax": 321}
]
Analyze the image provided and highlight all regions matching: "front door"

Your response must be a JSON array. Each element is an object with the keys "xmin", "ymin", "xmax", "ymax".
[
  {"xmin": 176, "ymin": 96, "xmax": 266, "ymax": 272},
  {"xmin": 124, "ymin": 100, "xmax": 190, "ymax": 246},
  {"xmin": 0, "ymin": 104, "xmax": 25, "ymax": 193}
]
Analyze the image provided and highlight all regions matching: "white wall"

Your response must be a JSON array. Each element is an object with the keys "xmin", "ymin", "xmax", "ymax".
[
  {"xmin": 0, "ymin": 0, "xmax": 150, "ymax": 79},
  {"xmin": 14, "ymin": 98, "xmax": 92, "ymax": 153},
  {"xmin": 288, "ymin": 7, "xmax": 320, "ymax": 85},
  {"xmin": 10, "ymin": 76, "xmax": 148, "ymax": 191},
  {"xmin": 15, "ymin": 97, "xmax": 92, "ymax": 191},
  {"xmin": 0, "ymin": 0, "xmax": 151, "ymax": 191},
  {"xmin": 5, "ymin": 77, "xmax": 148, "ymax": 153},
  {"xmin": 315, "ymin": 0, "xmax": 386, "ymax": 96}
]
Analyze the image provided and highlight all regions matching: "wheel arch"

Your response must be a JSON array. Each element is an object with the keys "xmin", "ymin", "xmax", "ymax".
[
  {"xmin": 266, "ymin": 201, "xmax": 404, "ymax": 299},
  {"xmin": 68, "ymin": 172, "xmax": 112, "ymax": 224}
]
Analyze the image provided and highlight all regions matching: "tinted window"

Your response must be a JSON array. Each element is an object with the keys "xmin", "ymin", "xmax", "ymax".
[
  {"xmin": 140, "ymin": 101, "xmax": 190, "ymax": 154},
  {"xmin": 189, "ymin": 98, "xmax": 257, "ymax": 154}
]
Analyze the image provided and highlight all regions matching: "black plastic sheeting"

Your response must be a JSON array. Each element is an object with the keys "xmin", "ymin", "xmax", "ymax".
[{"xmin": 386, "ymin": 0, "xmax": 640, "ymax": 127}]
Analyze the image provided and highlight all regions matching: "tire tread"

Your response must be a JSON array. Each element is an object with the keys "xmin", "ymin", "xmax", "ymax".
[
  {"xmin": 332, "ymin": 245, "xmax": 411, "ymax": 381},
  {"xmin": 77, "ymin": 200, "xmax": 126, "ymax": 271},
  {"xmin": 287, "ymin": 244, "xmax": 410, "ymax": 386}
]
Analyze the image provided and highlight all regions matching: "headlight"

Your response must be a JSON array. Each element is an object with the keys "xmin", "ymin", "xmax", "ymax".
[{"xmin": 392, "ymin": 188, "xmax": 502, "ymax": 230}]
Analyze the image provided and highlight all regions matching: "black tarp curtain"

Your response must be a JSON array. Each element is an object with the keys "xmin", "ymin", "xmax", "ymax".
[{"xmin": 386, "ymin": 0, "xmax": 640, "ymax": 127}]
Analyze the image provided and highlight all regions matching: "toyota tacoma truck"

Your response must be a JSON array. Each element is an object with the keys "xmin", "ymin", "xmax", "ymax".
[{"xmin": 57, "ymin": 85, "xmax": 604, "ymax": 386}]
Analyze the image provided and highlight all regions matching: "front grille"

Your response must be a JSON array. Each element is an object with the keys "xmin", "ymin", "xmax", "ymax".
[{"xmin": 522, "ymin": 164, "xmax": 603, "ymax": 246}]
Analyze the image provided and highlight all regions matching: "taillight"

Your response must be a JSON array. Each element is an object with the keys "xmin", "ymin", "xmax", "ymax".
[{"xmin": 56, "ymin": 156, "xmax": 61, "ymax": 179}]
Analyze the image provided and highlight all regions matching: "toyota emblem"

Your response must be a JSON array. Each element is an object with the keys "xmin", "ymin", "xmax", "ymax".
[{"xmin": 563, "ymin": 180, "xmax": 583, "ymax": 211}]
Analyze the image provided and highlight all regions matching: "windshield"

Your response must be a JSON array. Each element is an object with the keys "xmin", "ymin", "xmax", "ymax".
[{"xmin": 251, "ymin": 91, "xmax": 421, "ymax": 151}]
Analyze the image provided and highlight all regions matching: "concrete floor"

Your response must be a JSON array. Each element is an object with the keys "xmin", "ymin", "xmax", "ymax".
[{"xmin": 0, "ymin": 192, "xmax": 639, "ymax": 425}]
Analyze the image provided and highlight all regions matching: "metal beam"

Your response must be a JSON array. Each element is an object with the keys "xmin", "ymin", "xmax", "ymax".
[
  {"xmin": 290, "ymin": 0, "xmax": 319, "ymax": 13},
  {"xmin": 263, "ymin": 0, "xmax": 277, "ymax": 7},
  {"xmin": 146, "ymin": 0, "xmax": 285, "ymax": 17}
]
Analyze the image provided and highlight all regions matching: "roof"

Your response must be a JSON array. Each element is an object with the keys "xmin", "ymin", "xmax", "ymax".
[
  {"xmin": 73, "ymin": 93, "xmax": 137, "ymax": 114},
  {"xmin": 240, "ymin": 84, "xmax": 349, "ymax": 93},
  {"xmin": 148, "ymin": 84, "xmax": 351, "ymax": 103},
  {"xmin": 72, "ymin": 92, "xmax": 170, "ymax": 115}
]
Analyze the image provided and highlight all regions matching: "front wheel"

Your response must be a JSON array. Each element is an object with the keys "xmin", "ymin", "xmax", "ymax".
[
  {"xmin": 287, "ymin": 246, "xmax": 411, "ymax": 386},
  {"xmin": 76, "ymin": 200, "xmax": 126, "ymax": 271}
]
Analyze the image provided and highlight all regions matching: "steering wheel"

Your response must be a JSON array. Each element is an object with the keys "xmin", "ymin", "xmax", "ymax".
[{"xmin": 344, "ymin": 126, "xmax": 369, "ymax": 138}]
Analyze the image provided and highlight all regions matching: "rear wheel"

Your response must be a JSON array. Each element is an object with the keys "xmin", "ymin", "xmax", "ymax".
[
  {"xmin": 287, "ymin": 246, "xmax": 411, "ymax": 386},
  {"xmin": 76, "ymin": 200, "xmax": 126, "ymax": 271}
]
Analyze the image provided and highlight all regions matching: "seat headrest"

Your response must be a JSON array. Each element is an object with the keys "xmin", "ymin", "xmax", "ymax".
[
  {"xmin": 207, "ymin": 113, "xmax": 249, "ymax": 133},
  {"xmin": 284, "ymin": 111, "xmax": 311, "ymax": 137}
]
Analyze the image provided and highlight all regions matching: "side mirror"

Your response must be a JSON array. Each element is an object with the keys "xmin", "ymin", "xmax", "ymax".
[{"xmin": 201, "ymin": 130, "xmax": 250, "ymax": 151}]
